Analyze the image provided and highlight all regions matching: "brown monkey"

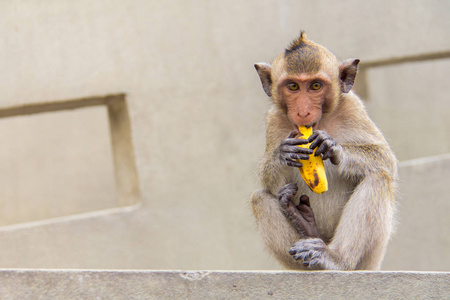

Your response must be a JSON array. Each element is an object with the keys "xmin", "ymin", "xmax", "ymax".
[{"xmin": 251, "ymin": 32, "xmax": 397, "ymax": 270}]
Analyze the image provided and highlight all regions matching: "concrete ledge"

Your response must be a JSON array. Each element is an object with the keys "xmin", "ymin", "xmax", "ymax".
[{"xmin": 0, "ymin": 270, "xmax": 448, "ymax": 299}]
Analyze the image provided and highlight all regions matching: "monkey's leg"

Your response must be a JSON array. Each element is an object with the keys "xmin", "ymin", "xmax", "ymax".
[
  {"xmin": 289, "ymin": 173, "xmax": 395, "ymax": 270},
  {"xmin": 329, "ymin": 172, "xmax": 395, "ymax": 270},
  {"xmin": 251, "ymin": 189, "xmax": 308, "ymax": 270}
]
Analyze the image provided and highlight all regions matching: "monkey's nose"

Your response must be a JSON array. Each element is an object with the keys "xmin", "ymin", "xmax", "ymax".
[{"xmin": 298, "ymin": 112, "xmax": 310, "ymax": 118}]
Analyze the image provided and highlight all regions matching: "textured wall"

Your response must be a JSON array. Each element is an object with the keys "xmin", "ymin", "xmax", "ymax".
[{"xmin": 0, "ymin": 0, "xmax": 448, "ymax": 271}]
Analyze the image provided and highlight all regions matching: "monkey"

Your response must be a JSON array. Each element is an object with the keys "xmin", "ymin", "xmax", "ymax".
[{"xmin": 250, "ymin": 32, "xmax": 397, "ymax": 270}]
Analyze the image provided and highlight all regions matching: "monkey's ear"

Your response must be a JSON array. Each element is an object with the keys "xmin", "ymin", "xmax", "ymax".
[
  {"xmin": 339, "ymin": 59, "xmax": 360, "ymax": 93},
  {"xmin": 254, "ymin": 63, "xmax": 273, "ymax": 97}
]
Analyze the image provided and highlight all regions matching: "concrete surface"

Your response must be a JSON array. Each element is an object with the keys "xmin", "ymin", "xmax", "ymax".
[
  {"xmin": 0, "ymin": 0, "xmax": 448, "ymax": 273},
  {"xmin": 0, "ymin": 105, "xmax": 118, "ymax": 226},
  {"xmin": 364, "ymin": 58, "xmax": 450, "ymax": 161},
  {"xmin": 0, "ymin": 269, "xmax": 448, "ymax": 300},
  {"xmin": 0, "ymin": 94, "xmax": 140, "ymax": 226},
  {"xmin": 383, "ymin": 154, "xmax": 450, "ymax": 271}
]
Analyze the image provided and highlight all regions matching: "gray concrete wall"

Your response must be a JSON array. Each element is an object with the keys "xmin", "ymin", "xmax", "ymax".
[
  {"xmin": 364, "ymin": 58, "xmax": 450, "ymax": 161},
  {"xmin": 0, "ymin": 0, "xmax": 448, "ymax": 273},
  {"xmin": 383, "ymin": 154, "xmax": 450, "ymax": 271},
  {"xmin": 0, "ymin": 106, "xmax": 118, "ymax": 226}
]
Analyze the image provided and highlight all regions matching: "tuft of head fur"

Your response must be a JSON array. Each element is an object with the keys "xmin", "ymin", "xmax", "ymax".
[
  {"xmin": 283, "ymin": 31, "xmax": 322, "ymax": 75},
  {"xmin": 285, "ymin": 31, "xmax": 310, "ymax": 54}
]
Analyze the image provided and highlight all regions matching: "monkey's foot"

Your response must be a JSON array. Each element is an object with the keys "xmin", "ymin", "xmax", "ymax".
[{"xmin": 289, "ymin": 238, "xmax": 327, "ymax": 269}]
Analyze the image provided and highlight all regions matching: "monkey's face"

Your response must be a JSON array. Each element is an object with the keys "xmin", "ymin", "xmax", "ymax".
[
  {"xmin": 276, "ymin": 72, "xmax": 333, "ymax": 128},
  {"xmin": 254, "ymin": 33, "xmax": 353, "ymax": 128}
]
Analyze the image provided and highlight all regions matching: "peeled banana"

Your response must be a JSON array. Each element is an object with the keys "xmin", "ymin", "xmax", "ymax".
[{"xmin": 297, "ymin": 126, "xmax": 328, "ymax": 194}]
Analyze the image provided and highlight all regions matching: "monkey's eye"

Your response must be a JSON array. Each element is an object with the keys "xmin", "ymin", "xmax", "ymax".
[
  {"xmin": 287, "ymin": 82, "xmax": 299, "ymax": 91},
  {"xmin": 310, "ymin": 82, "xmax": 322, "ymax": 91}
]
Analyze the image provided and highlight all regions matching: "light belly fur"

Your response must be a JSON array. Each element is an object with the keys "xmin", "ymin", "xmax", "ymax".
[{"xmin": 291, "ymin": 160, "xmax": 355, "ymax": 243}]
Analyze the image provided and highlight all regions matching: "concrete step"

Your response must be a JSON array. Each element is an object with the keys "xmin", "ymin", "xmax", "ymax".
[{"xmin": 0, "ymin": 269, "xmax": 448, "ymax": 299}]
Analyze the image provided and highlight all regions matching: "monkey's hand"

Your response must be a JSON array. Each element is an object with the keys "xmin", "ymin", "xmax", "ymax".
[
  {"xmin": 289, "ymin": 238, "xmax": 330, "ymax": 269},
  {"xmin": 278, "ymin": 184, "xmax": 320, "ymax": 238},
  {"xmin": 279, "ymin": 131, "xmax": 314, "ymax": 168},
  {"xmin": 308, "ymin": 130, "xmax": 342, "ymax": 165}
]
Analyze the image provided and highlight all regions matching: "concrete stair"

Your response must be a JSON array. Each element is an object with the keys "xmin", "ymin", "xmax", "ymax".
[{"xmin": 0, "ymin": 269, "xmax": 448, "ymax": 299}]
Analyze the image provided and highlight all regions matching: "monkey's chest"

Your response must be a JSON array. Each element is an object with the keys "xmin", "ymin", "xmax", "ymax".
[{"xmin": 294, "ymin": 165, "xmax": 353, "ymax": 242}]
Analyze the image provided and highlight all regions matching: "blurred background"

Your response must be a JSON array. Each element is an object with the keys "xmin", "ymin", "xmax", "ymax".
[{"xmin": 0, "ymin": 0, "xmax": 448, "ymax": 271}]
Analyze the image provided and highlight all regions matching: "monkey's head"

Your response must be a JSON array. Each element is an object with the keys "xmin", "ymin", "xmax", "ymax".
[{"xmin": 255, "ymin": 32, "xmax": 359, "ymax": 128}]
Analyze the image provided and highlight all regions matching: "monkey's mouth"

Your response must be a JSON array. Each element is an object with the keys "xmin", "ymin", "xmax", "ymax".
[
  {"xmin": 293, "ymin": 122, "xmax": 318, "ymax": 130},
  {"xmin": 307, "ymin": 123, "xmax": 319, "ymax": 130}
]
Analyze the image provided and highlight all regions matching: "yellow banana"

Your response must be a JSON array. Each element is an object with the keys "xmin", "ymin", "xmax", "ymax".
[{"xmin": 297, "ymin": 126, "xmax": 328, "ymax": 194}]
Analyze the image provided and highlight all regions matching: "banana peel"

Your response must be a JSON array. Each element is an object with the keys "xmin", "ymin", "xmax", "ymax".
[{"xmin": 297, "ymin": 126, "xmax": 328, "ymax": 194}]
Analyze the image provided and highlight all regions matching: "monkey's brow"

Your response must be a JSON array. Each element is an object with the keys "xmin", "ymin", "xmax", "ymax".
[{"xmin": 277, "ymin": 75, "xmax": 331, "ymax": 86}]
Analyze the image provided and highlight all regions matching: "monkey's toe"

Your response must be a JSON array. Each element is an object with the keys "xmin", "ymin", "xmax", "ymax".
[{"xmin": 289, "ymin": 238, "xmax": 327, "ymax": 268}]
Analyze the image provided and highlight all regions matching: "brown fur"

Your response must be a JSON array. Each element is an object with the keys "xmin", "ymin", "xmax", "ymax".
[
  {"xmin": 285, "ymin": 32, "xmax": 321, "ymax": 74},
  {"xmin": 251, "ymin": 33, "xmax": 397, "ymax": 270}
]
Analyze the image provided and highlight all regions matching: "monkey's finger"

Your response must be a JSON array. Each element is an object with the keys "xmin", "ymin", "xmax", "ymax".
[
  {"xmin": 285, "ymin": 152, "xmax": 308, "ymax": 160},
  {"xmin": 281, "ymin": 138, "xmax": 311, "ymax": 147},
  {"xmin": 308, "ymin": 131, "xmax": 332, "ymax": 150},
  {"xmin": 297, "ymin": 251, "xmax": 313, "ymax": 263},
  {"xmin": 280, "ymin": 197, "xmax": 305, "ymax": 225},
  {"xmin": 278, "ymin": 183, "xmax": 298, "ymax": 197},
  {"xmin": 296, "ymin": 238, "xmax": 326, "ymax": 251},
  {"xmin": 308, "ymin": 139, "xmax": 321, "ymax": 151},
  {"xmin": 279, "ymin": 188, "xmax": 294, "ymax": 199},
  {"xmin": 309, "ymin": 137, "xmax": 326, "ymax": 151},
  {"xmin": 289, "ymin": 248, "xmax": 312, "ymax": 260},
  {"xmin": 287, "ymin": 153, "xmax": 310, "ymax": 161},
  {"xmin": 280, "ymin": 153, "xmax": 309, "ymax": 168},
  {"xmin": 285, "ymin": 160, "xmax": 303, "ymax": 168},
  {"xmin": 280, "ymin": 145, "xmax": 314, "ymax": 154},
  {"xmin": 307, "ymin": 131, "xmax": 320, "ymax": 143},
  {"xmin": 279, "ymin": 197, "xmax": 289, "ymax": 210},
  {"xmin": 279, "ymin": 197, "xmax": 291, "ymax": 213},
  {"xmin": 279, "ymin": 184, "xmax": 298, "ymax": 197},
  {"xmin": 309, "ymin": 251, "xmax": 321, "ymax": 260},
  {"xmin": 280, "ymin": 152, "xmax": 310, "ymax": 163},
  {"xmin": 315, "ymin": 139, "xmax": 333, "ymax": 157},
  {"xmin": 287, "ymin": 130, "xmax": 299, "ymax": 139}
]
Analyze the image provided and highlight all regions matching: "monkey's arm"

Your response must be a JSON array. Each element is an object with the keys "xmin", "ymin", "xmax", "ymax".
[
  {"xmin": 308, "ymin": 125, "xmax": 397, "ymax": 178},
  {"xmin": 339, "ymin": 143, "xmax": 398, "ymax": 178}
]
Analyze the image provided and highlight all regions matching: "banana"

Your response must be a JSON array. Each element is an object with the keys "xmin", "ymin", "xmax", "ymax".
[{"xmin": 297, "ymin": 126, "xmax": 328, "ymax": 194}]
